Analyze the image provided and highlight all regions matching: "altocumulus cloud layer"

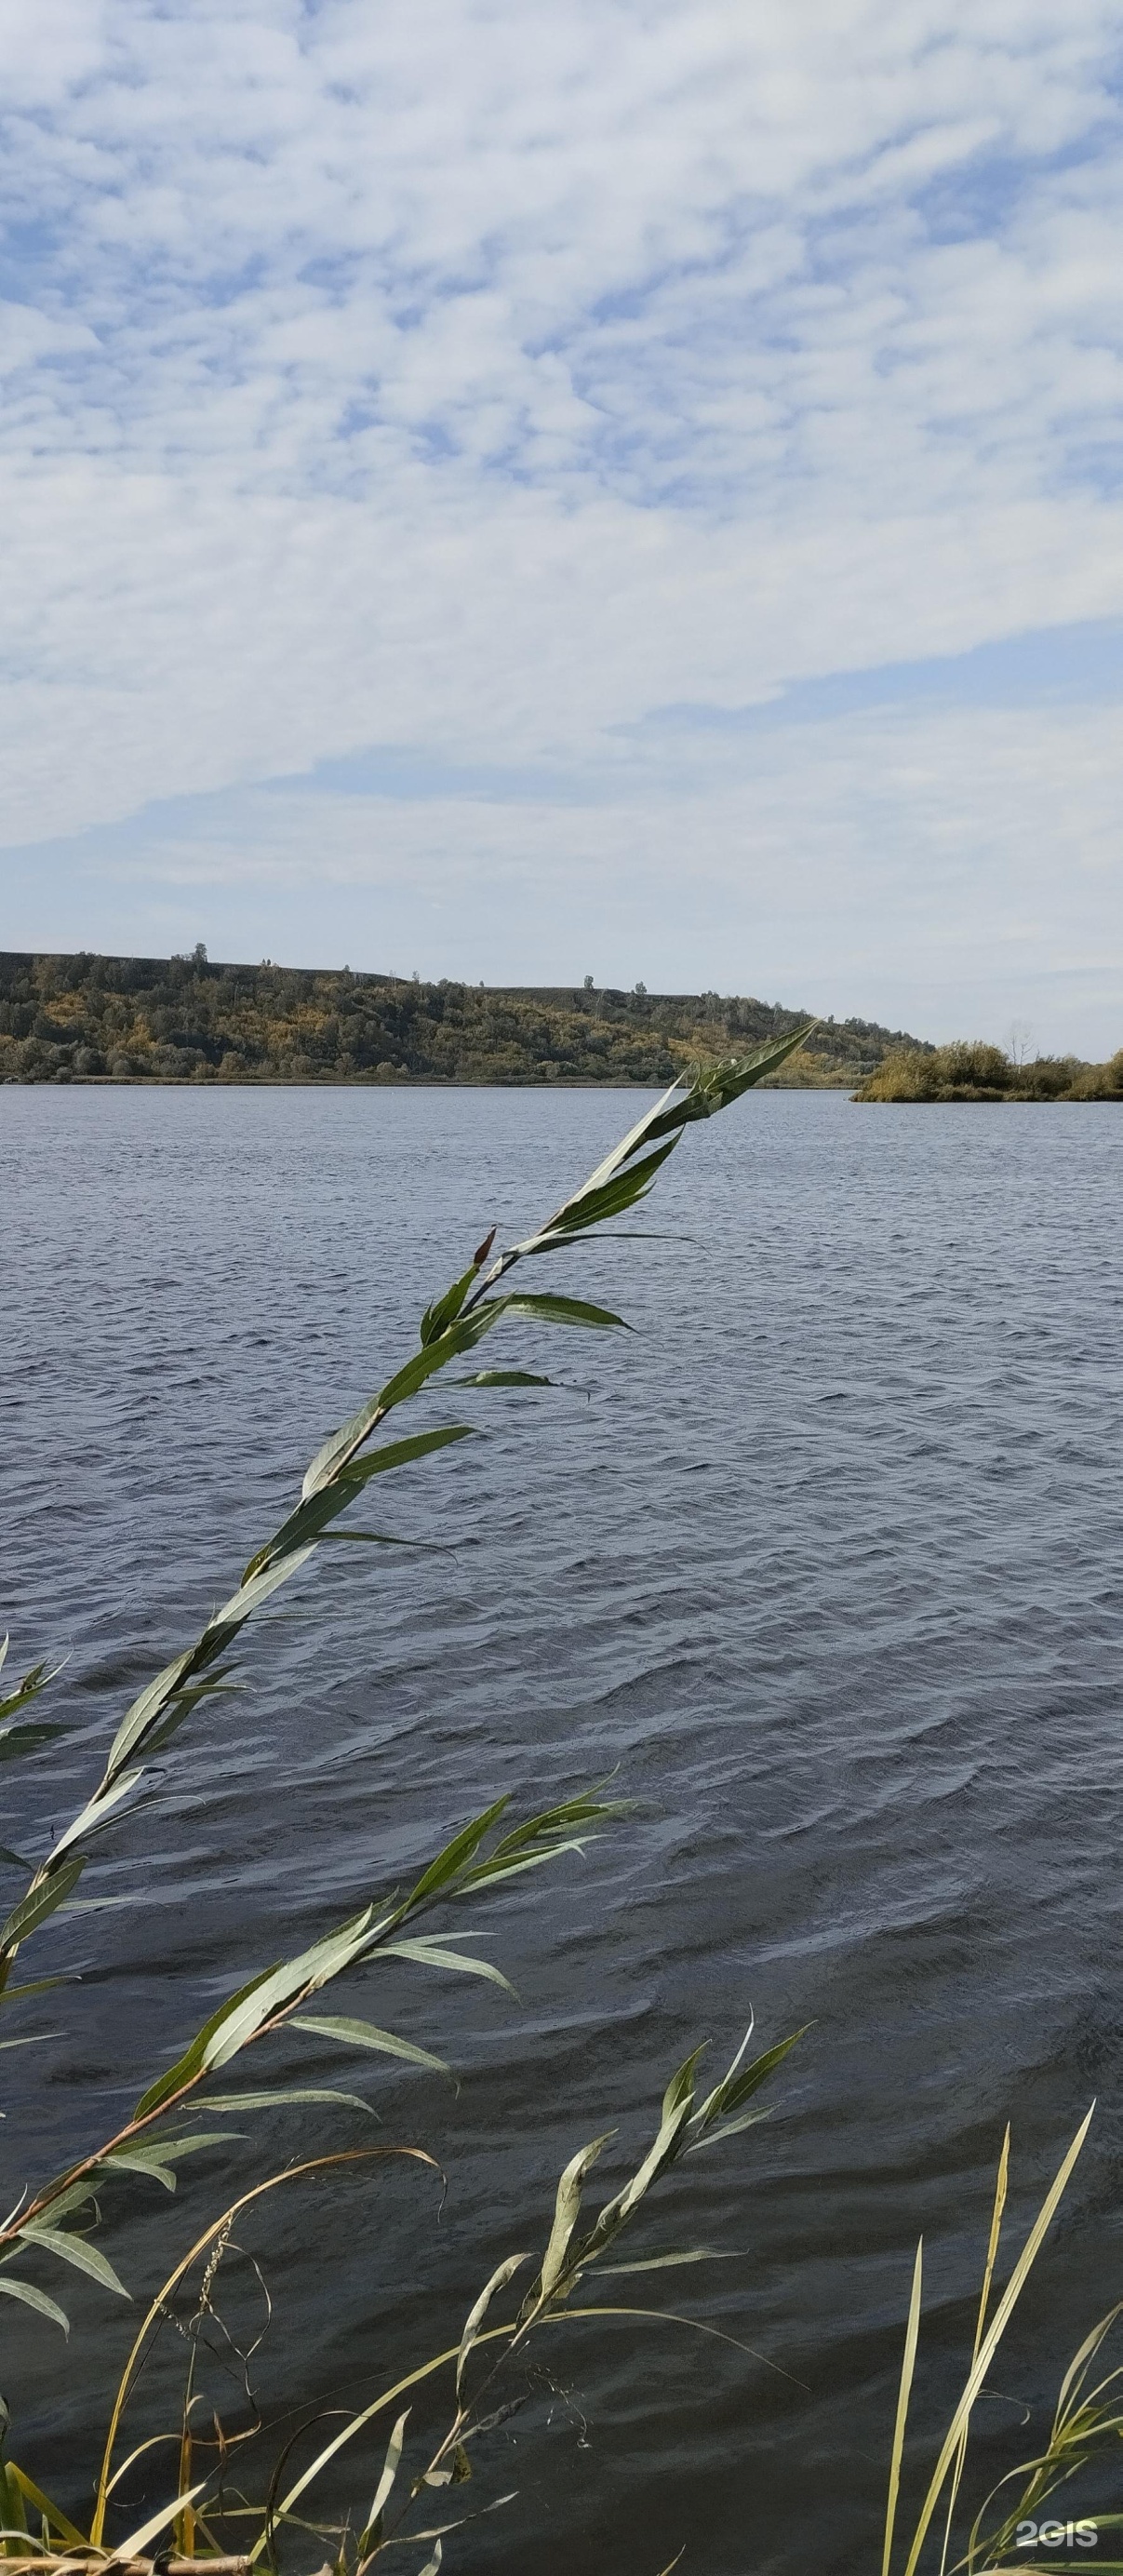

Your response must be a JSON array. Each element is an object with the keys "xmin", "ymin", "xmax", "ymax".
[{"xmin": 2, "ymin": 0, "xmax": 1123, "ymax": 1043}]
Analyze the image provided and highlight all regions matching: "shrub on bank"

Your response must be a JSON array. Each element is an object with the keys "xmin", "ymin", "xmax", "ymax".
[{"xmin": 855, "ymin": 1040, "xmax": 1123, "ymax": 1102}]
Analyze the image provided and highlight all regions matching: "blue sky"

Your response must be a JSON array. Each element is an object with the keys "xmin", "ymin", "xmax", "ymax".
[{"xmin": 2, "ymin": 1, "xmax": 1123, "ymax": 1047}]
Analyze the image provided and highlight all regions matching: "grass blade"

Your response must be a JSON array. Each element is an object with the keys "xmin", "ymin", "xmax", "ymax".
[{"xmin": 883, "ymin": 2237, "xmax": 923, "ymax": 2576}]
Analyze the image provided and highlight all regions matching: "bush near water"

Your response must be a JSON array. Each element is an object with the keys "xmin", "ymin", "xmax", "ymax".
[
  {"xmin": 855, "ymin": 1038, "xmax": 1123, "ymax": 1101},
  {"xmin": 0, "ymin": 946, "xmax": 922, "ymax": 1088}
]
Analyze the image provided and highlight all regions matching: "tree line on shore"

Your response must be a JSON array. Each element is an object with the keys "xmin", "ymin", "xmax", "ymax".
[
  {"xmin": 854, "ymin": 1038, "xmax": 1123, "ymax": 1101},
  {"xmin": 0, "ymin": 947, "xmax": 919, "ymax": 1088}
]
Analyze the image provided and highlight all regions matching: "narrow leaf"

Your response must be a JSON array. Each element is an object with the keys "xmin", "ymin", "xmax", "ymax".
[
  {"xmin": 200, "ymin": 1908, "xmax": 375, "ymax": 2069},
  {"xmin": 104, "ymin": 1646, "xmax": 196, "ymax": 1783},
  {"xmin": 291, "ymin": 2014, "xmax": 451, "ymax": 2076},
  {"xmin": 360, "ymin": 2408, "xmax": 410, "ymax": 2548},
  {"xmin": 208, "ymin": 1540, "xmax": 319, "ymax": 1625},
  {"xmin": 883, "ymin": 2240, "xmax": 924, "ymax": 2576},
  {"xmin": 540, "ymin": 2135, "xmax": 614, "ymax": 2301},
  {"xmin": 5, "ymin": 2464, "xmax": 86, "ymax": 2547},
  {"xmin": 134, "ymin": 1958, "xmax": 284, "ymax": 2115},
  {"xmin": 0, "ymin": 1857, "xmax": 86, "ymax": 1955},
  {"xmin": 595, "ymin": 2248, "xmax": 725, "ymax": 2274},
  {"xmin": 403, "ymin": 1800, "xmax": 510, "ymax": 1908},
  {"xmin": 691, "ymin": 2028, "xmax": 808, "ymax": 2132},
  {"xmin": 685, "ymin": 2106, "xmax": 775, "ymax": 2152},
  {"xmin": 247, "ymin": 1433, "xmax": 473, "ymax": 1581},
  {"xmin": 102, "ymin": 2133, "xmax": 236, "ymax": 2189},
  {"xmin": 457, "ymin": 2254, "xmax": 529, "ymax": 2396},
  {"xmin": 194, "ymin": 2087, "xmax": 380, "ymax": 2115},
  {"xmin": 380, "ymin": 1939, "xmax": 515, "ymax": 1995},
  {"xmin": 494, "ymin": 1293, "xmax": 628, "ymax": 1331},
  {"xmin": 450, "ymin": 1371, "xmax": 555, "ymax": 1389},
  {"xmin": 114, "ymin": 2483, "xmax": 207, "ymax": 2559},
  {"xmin": 421, "ymin": 1261, "xmax": 480, "ymax": 1345},
  {"xmin": 0, "ymin": 1975, "xmax": 76, "ymax": 2006},
  {"xmin": 48, "ymin": 1767, "xmax": 141, "ymax": 1863},
  {"xmin": 0, "ymin": 2274, "xmax": 70, "ymax": 2333},
  {"xmin": 19, "ymin": 2221, "xmax": 130, "ymax": 2300}
]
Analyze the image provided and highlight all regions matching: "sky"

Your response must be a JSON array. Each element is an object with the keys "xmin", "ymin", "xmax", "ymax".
[{"xmin": 2, "ymin": 1, "xmax": 1122, "ymax": 1048}]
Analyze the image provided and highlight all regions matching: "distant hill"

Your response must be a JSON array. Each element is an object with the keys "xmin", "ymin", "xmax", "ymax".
[{"xmin": 0, "ymin": 949, "xmax": 931, "ymax": 1088}]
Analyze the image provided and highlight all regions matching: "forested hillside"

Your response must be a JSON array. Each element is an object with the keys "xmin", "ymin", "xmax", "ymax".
[{"xmin": 0, "ymin": 948, "xmax": 927, "ymax": 1087}]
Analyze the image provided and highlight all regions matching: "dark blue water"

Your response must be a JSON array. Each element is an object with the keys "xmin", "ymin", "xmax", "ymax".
[{"xmin": 3, "ymin": 1085, "xmax": 1122, "ymax": 2570}]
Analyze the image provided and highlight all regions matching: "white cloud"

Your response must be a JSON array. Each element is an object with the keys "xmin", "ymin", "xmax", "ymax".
[
  {"xmin": 7, "ymin": 693, "xmax": 1121, "ymax": 1052},
  {"xmin": 0, "ymin": 0, "xmax": 1121, "ymax": 1040}
]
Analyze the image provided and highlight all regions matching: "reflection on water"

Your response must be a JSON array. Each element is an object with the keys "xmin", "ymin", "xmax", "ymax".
[{"xmin": 3, "ymin": 1084, "xmax": 1122, "ymax": 2569}]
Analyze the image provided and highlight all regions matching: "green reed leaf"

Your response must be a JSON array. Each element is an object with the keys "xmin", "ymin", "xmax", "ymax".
[
  {"xmin": 48, "ymin": 1766, "xmax": 141, "ymax": 1863},
  {"xmin": 595, "ymin": 2247, "xmax": 724, "ymax": 2275},
  {"xmin": 291, "ymin": 2014, "xmax": 451, "ymax": 2076},
  {"xmin": 200, "ymin": 1909, "xmax": 376, "ymax": 2069},
  {"xmin": 359, "ymin": 2405, "xmax": 411, "ymax": 2551},
  {"xmin": 4, "ymin": 2461, "xmax": 87, "ymax": 2548},
  {"xmin": 457, "ymin": 2253, "xmax": 529, "ymax": 2397},
  {"xmin": 195, "ymin": 2087, "xmax": 379, "ymax": 2115},
  {"xmin": 539, "ymin": 2134, "xmax": 614, "ymax": 2301},
  {"xmin": 246, "ymin": 1429, "xmax": 475, "ymax": 1581},
  {"xmin": 421, "ymin": 1261, "xmax": 482, "ymax": 1346},
  {"xmin": 101, "ymin": 2132, "xmax": 237, "ymax": 2190},
  {"xmin": 103, "ymin": 1647, "xmax": 197, "ymax": 1783},
  {"xmin": 690, "ymin": 2027, "xmax": 808, "ymax": 2135},
  {"xmin": 0, "ymin": 1857, "xmax": 86, "ymax": 1955},
  {"xmin": 379, "ymin": 1938, "xmax": 515, "ymax": 1994},
  {"xmin": 450, "ymin": 1370, "xmax": 555, "ymax": 1389},
  {"xmin": 684, "ymin": 2106, "xmax": 776, "ymax": 2152},
  {"xmin": 18, "ymin": 2221, "xmax": 130, "ymax": 2300},
  {"xmin": 0, "ymin": 2274, "xmax": 70, "ymax": 2334},
  {"xmin": 134, "ymin": 1958, "xmax": 285, "ymax": 2115},
  {"xmin": 0, "ymin": 1974, "xmax": 76, "ymax": 2007},
  {"xmin": 402, "ymin": 1799, "xmax": 510, "ymax": 1907},
  {"xmin": 492, "ymin": 1293, "xmax": 629, "ymax": 1331},
  {"xmin": 524, "ymin": 1138, "xmax": 679, "ymax": 1246}
]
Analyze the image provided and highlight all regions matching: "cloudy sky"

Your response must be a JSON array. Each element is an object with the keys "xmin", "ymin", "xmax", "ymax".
[{"xmin": 3, "ymin": 0, "xmax": 1122, "ymax": 1045}]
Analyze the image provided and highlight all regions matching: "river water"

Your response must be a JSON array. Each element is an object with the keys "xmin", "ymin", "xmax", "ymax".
[{"xmin": 3, "ymin": 1083, "xmax": 1122, "ymax": 2570}]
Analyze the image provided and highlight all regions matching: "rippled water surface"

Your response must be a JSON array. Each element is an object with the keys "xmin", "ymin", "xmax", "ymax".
[{"xmin": 4, "ymin": 1084, "xmax": 1123, "ymax": 2569}]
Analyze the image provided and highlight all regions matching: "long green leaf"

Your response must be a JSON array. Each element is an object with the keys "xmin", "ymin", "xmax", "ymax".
[
  {"xmin": 457, "ymin": 2253, "xmax": 529, "ymax": 2397},
  {"xmin": 450, "ymin": 1370, "xmax": 555, "ymax": 1389},
  {"xmin": 48, "ymin": 1767, "xmax": 141, "ymax": 1863},
  {"xmin": 200, "ymin": 1910, "xmax": 376, "ymax": 2069},
  {"xmin": 0, "ymin": 2274, "xmax": 69, "ymax": 2334},
  {"xmin": 194, "ymin": 2086, "xmax": 380, "ymax": 2115},
  {"xmin": 134, "ymin": 1959, "xmax": 286, "ymax": 2115},
  {"xmin": 102, "ymin": 2132, "xmax": 236, "ymax": 2189},
  {"xmin": 360, "ymin": 2408, "xmax": 411, "ymax": 2549},
  {"xmin": 402, "ymin": 1800, "xmax": 509, "ymax": 1908},
  {"xmin": 494, "ymin": 1293, "xmax": 629, "ymax": 1331},
  {"xmin": 291, "ymin": 2014, "xmax": 451, "ymax": 2076},
  {"xmin": 540, "ymin": 2134, "xmax": 614, "ymax": 2301},
  {"xmin": 18, "ymin": 2222, "xmax": 130, "ymax": 2300},
  {"xmin": 246, "ymin": 1429, "xmax": 474, "ymax": 1582},
  {"xmin": 379, "ymin": 1939, "xmax": 515, "ymax": 1995},
  {"xmin": 691, "ymin": 2028, "xmax": 808, "ymax": 2133},
  {"xmin": 0, "ymin": 1858, "xmax": 86, "ymax": 1955}
]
